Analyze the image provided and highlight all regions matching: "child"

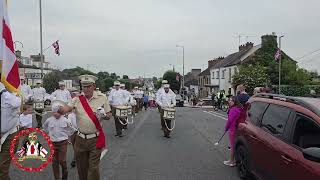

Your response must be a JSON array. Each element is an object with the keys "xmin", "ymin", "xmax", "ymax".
[
  {"xmin": 67, "ymin": 110, "xmax": 77, "ymax": 168},
  {"xmin": 43, "ymin": 105, "xmax": 73, "ymax": 180},
  {"xmin": 224, "ymin": 96, "xmax": 242, "ymax": 167},
  {"xmin": 19, "ymin": 105, "xmax": 33, "ymax": 129}
]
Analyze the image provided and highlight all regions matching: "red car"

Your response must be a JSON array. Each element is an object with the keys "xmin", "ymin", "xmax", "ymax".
[{"xmin": 235, "ymin": 93, "xmax": 320, "ymax": 180}]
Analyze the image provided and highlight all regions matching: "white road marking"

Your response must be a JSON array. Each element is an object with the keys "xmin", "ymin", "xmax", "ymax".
[
  {"xmin": 100, "ymin": 148, "xmax": 109, "ymax": 160},
  {"xmin": 203, "ymin": 111, "xmax": 227, "ymax": 121},
  {"xmin": 207, "ymin": 110, "xmax": 228, "ymax": 118}
]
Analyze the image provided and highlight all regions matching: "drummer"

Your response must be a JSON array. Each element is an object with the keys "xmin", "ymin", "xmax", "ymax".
[
  {"xmin": 132, "ymin": 87, "xmax": 140, "ymax": 113},
  {"xmin": 156, "ymin": 84, "xmax": 176, "ymax": 138},
  {"xmin": 51, "ymin": 81, "xmax": 72, "ymax": 103},
  {"xmin": 32, "ymin": 79, "xmax": 47, "ymax": 128},
  {"xmin": 109, "ymin": 81, "xmax": 129, "ymax": 137},
  {"xmin": 120, "ymin": 83, "xmax": 132, "ymax": 129},
  {"xmin": 20, "ymin": 75, "xmax": 32, "ymax": 103}
]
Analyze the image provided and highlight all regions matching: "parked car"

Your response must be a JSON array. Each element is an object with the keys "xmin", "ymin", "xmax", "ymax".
[
  {"xmin": 176, "ymin": 94, "xmax": 184, "ymax": 107},
  {"xmin": 235, "ymin": 93, "xmax": 320, "ymax": 180}
]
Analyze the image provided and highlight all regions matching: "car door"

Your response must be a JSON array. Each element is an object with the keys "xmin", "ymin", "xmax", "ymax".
[
  {"xmin": 244, "ymin": 101, "xmax": 269, "ymax": 175},
  {"xmin": 276, "ymin": 113, "xmax": 320, "ymax": 180},
  {"xmin": 254, "ymin": 104, "xmax": 292, "ymax": 180}
]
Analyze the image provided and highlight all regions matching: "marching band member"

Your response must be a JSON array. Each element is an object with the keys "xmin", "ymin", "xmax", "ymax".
[
  {"xmin": 138, "ymin": 88, "xmax": 144, "ymax": 111},
  {"xmin": 133, "ymin": 87, "xmax": 140, "ymax": 113},
  {"xmin": 58, "ymin": 74, "xmax": 112, "ymax": 180},
  {"xmin": 0, "ymin": 82, "xmax": 22, "ymax": 179},
  {"xmin": 156, "ymin": 84, "xmax": 176, "ymax": 138},
  {"xmin": 109, "ymin": 81, "xmax": 129, "ymax": 137},
  {"xmin": 43, "ymin": 105, "xmax": 74, "ymax": 180},
  {"xmin": 20, "ymin": 76, "xmax": 32, "ymax": 103},
  {"xmin": 51, "ymin": 81, "xmax": 72, "ymax": 103},
  {"xmin": 32, "ymin": 80, "xmax": 47, "ymax": 128}
]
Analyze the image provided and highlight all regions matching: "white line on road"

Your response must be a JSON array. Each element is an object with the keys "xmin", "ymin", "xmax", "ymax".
[
  {"xmin": 100, "ymin": 148, "xmax": 109, "ymax": 160},
  {"xmin": 203, "ymin": 111, "xmax": 227, "ymax": 121},
  {"xmin": 207, "ymin": 110, "xmax": 227, "ymax": 118}
]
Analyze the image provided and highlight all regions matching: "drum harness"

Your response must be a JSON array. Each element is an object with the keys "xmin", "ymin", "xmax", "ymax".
[{"xmin": 163, "ymin": 97, "xmax": 176, "ymax": 131}]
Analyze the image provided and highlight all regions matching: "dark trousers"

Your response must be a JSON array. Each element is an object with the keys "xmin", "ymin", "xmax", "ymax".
[
  {"xmin": 160, "ymin": 109, "xmax": 172, "ymax": 136},
  {"xmin": 0, "ymin": 133, "xmax": 18, "ymax": 180},
  {"xmin": 70, "ymin": 132, "xmax": 77, "ymax": 162},
  {"xmin": 75, "ymin": 136, "xmax": 102, "ymax": 180},
  {"xmin": 35, "ymin": 109, "xmax": 43, "ymax": 128},
  {"xmin": 52, "ymin": 140, "xmax": 68, "ymax": 180}
]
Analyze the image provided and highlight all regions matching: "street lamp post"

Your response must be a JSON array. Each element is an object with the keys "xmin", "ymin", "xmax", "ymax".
[
  {"xmin": 278, "ymin": 35, "xmax": 284, "ymax": 94},
  {"xmin": 176, "ymin": 45, "xmax": 185, "ymax": 94}
]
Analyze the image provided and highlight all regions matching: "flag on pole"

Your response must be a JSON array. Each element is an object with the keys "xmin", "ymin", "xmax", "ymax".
[
  {"xmin": 52, "ymin": 40, "xmax": 60, "ymax": 56},
  {"xmin": 0, "ymin": 0, "xmax": 20, "ymax": 93},
  {"xmin": 274, "ymin": 48, "xmax": 281, "ymax": 61}
]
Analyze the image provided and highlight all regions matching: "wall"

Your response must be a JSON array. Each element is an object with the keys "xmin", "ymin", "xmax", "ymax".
[{"xmin": 210, "ymin": 65, "xmax": 238, "ymax": 95}]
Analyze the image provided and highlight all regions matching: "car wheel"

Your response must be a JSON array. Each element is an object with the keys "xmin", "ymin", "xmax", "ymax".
[{"xmin": 236, "ymin": 145, "xmax": 251, "ymax": 179}]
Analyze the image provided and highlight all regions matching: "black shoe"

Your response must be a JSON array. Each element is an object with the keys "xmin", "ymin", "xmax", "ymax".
[
  {"xmin": 115, "ymin": 134, "xmax": 119, "ymax": 137},
  {"xmin": 70, "ymin": 160, "xmax": 76, "ymax": 168},
  {"xmin": 123, "ymin": 126, "xmax": 127, "ymax": 130},
  {"xmin": 118, "ymin": 134, "xmax": 123, "ymax": 137}
]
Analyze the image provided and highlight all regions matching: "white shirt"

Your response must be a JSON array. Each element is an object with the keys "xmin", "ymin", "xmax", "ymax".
[
  {"xmin": 122, "ymin": 90, "xmax": 131, "ymax": 104},
  {"xmin": 43, "ymin": 116, "xmax": 73, "ymax": 142},
  {"xmin": 67, "ymin": 112, "xmax": 77, "ymax": 130},
  {"xmin": 51, "ymin": 89, "xmax": 71, "ymax": 103},
  {"xmin": 156, "ymin": 87, "xmax": 174, "ymax": 102},
  {"xmin": 20, "ymin": 84, "xmax": 32, "ymax": 100},
  {"xmin": 133, "ymin": 90, "xmax": 140, "ymax": 98},
  {"xmin": 156, "ymin": 90, "xmax": 176, "ymax": 108},
  {"xmin": 138, "ymin": 90, "xmax": 144, "ymax": 98},
  {"xmin": 148, "ymin": 92, "xmax": 156, "ymax": 101},
  {"xmin": 109, "ymin": 89, "xmax": 129, "ymax": 106},
  {"xmin": 32, "ymin": 87, "xmax": 46, "ymax": 101},
  {"xmin": 19, "ymin": 114, "xmax": 33, "ymax": 128},
  {"xmin": 1, "ymin": 90, "xmax": 21, "ymax": 134}
]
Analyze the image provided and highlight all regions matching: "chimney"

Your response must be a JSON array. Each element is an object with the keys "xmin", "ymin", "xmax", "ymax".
[
  {"xmin": 208, "ymin": 57, "xmax": 224, "ymax": 67},
  {"xmin": 239, "ymin": 42, "xmax": 254, "ymax": 51}
]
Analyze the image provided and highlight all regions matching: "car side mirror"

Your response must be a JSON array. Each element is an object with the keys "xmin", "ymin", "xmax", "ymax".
[{"xmin": 303, "ymin": 147, "xmax": 320, "ymax": 163}]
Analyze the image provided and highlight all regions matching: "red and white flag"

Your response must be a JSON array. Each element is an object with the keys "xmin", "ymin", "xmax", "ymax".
[
  {"xmin": 0, "ymin": 0, "xmax": 20, "ymax": 92},
  {"xmin": 274, "ymin": 48, "xmax": 281, "ymax": 61},
  {"xmin": 52, "ymin": 40, "xmax": 60, "ymax": 56}
]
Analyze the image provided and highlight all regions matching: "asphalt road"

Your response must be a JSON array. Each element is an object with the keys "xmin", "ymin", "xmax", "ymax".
[{"xmin": 9, "ymin": 107, "xmax": 240, "ymax": 180}]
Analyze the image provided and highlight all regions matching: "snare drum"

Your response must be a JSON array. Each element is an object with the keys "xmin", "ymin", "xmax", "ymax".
[
  {"xmin": 127, "ymin": 106, "xmax": 132, "ymax": 115},
  {"xmin": 163, "ymin": 108, "xmax": 176, "ymax": 120},
  {"xmin": 33, "ymin": 101, "xmax": 45, "ymax": 110},
  {"xmin": 115, "ymin": 106, "xmax": 131, "ymax": 118}
]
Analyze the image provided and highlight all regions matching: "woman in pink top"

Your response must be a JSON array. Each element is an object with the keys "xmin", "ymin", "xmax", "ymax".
[{"xmin": 224, "ymin": 96, "xmax": 242, "ymax": 167}]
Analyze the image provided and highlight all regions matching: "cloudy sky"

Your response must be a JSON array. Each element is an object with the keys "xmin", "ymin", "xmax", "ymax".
[{"xmin": 8, "ymin": 0, "xmax": 320, "ymax": 78}]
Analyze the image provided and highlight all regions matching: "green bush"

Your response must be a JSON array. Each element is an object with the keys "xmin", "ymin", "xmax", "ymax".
[{"xmin": 272, "ymin": 85, "xmax": 320, "ymax": 96}]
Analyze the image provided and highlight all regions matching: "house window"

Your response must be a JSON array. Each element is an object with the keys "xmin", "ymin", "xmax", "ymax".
[
  {"xmin": 212, "ymin": 72, "xmax": 215, "ymax": 79},
  {"xmin": 229, "ymin": 68, "xmax": 232, "ymax": 82},
  {"xmin": 216, "ymin": 71, "xmax": 219, "ymax": 79},
  {"xmin": 222, "ymin": 70, "xmax": 225, "ymax": 79}
]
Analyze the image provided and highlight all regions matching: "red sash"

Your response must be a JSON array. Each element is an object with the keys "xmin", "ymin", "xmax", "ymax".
[{"xmin": 79, "ymin": 95, "xmax": 106, "ymax": 149}]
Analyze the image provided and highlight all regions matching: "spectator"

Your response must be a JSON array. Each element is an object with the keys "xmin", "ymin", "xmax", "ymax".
[
  {"xmin": 236, "ymin": 84, "xmax": 250, "ymax": 105},
  {"xmin": 224, "ymin": 96, "xmax": 242, "ymax": 167}
]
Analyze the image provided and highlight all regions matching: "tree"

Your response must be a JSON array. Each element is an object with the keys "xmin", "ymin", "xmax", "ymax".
[
  {"xmin": 110, "ymin": 73, "xmax": 117, "ymax": 80},
  {"xmin": 232, "ymin": 64, "xmax": 269, "ymax": 95},
  {"xmin": 103, "ymin": 78, "xmax": 115, "ymax": 91},
  {"xmin": 122, "ymin": 75, "xmax": 129, "ymax": 79},
  {"xmin": 43, "ymin": 71, "xmax": 63, "ymax": 93},
  {"xmin": 163, "ymin": 70, "xmax": 180, "ymax": 92}
]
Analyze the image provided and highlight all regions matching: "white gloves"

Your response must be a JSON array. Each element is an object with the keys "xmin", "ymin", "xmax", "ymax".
[{"xmin": 96, "ymin": 107, "xmax": 106, "ymax": 118}]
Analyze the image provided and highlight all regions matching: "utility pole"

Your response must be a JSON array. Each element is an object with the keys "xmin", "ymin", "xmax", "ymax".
[
  {"xmin": 39, "ymin": 0, "xmax": 44, "ymax": 79},
  {"xmin": 176, "ymin": 45, "xmax": 185, "ymax": 95},
  {"xmin": 279, "ymin": 35, "xmax": 284, "ymax": 94}
]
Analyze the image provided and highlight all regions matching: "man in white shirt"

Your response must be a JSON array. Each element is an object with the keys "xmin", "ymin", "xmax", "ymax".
[
  {"xmin": 109, "ymin": 81, "xmax": 129, "ymax": 137},
  {"xmin": 0, "ymin": 82, "xmax": 22, "ymax": 179},
  {"xmin": 20, "ymin": 76, "xmax": 32, "ymax": 103},
  {"xmin": 132, "ymin": 87, "xmax": 140, "ymax": 113},
  {"xmin": 51, "ymin": 81, "xmax": 72, "ymax": 103},
  {"xmin": 156, "ymin": 84, "xmax": 176, "ymax": 138},
  {"xmin": 32, "ymin": 80, "xmax": 47, "ymax": 128}
]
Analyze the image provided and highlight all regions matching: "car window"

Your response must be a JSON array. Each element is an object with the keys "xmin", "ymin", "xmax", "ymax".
[
  {"xmin": 292, "ymin": 114, "xmax": 320, "ymax": 149},
  {"xmin": 261, "ymin": 104, "xmax": 291, "ymax": 135},
  {"xmin": 248, "ymin": 101, "xmax": 268, "ymax": 125}
]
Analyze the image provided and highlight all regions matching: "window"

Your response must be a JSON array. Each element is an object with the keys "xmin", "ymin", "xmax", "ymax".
[
  {"xmin": 248, "ymin": 102, "xmax": 268, "ymax": 125},
  {"xmin": 216, "ymin": 71, "xmax": 219, "ymax": 79},
  {"xmin": 212, "ymin": 72, "xmax": 215, "ymax": 79},
  {"xmin": 222, "ymin": 70, "xmax": 225, "ymax": 79},
  {"xmin": 228, "ymin": 68, "xmax": 232, "ymax": 82},
  {"xmin": 261, "ymin": 104, "xmax": 291, "ymax": 135},
  {"xmin": 292, "ymin": 114, "xmax": 320, "ymax": 149}
]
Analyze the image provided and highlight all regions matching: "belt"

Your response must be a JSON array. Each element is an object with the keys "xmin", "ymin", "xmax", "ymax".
[{"xmin": 77, "ymin": 131, "xmax": 99, "ymax": 139}]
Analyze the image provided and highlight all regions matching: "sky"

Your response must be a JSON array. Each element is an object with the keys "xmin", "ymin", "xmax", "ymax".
[{"xmin": 7, "ymin": 0, "xmax": 320, "ymax": 78}]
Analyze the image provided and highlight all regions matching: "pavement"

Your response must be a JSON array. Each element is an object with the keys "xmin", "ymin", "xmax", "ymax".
[{"xmin": 9, "ymin": 107, "xmax": 241, "ymax": 180}]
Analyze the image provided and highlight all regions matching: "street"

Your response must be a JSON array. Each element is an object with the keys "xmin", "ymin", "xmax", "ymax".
[{"xmin": 9, "ymin": 107, "xmax": 240, "ymax": 180}]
